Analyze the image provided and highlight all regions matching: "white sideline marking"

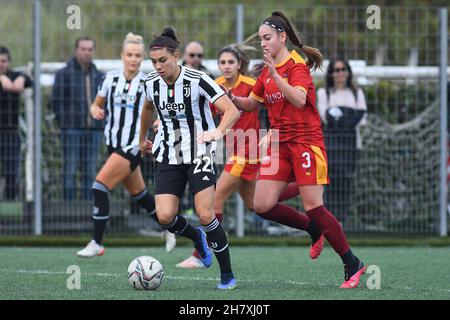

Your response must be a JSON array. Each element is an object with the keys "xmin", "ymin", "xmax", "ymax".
[{"xmin": 0, "ymin": 268, "xmax": 449, "ymax": 294}]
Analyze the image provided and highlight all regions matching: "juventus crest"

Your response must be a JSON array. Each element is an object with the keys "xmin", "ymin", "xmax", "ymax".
[{"xmin": 183, "ymin": 84, "xmax": 191, "ymax": 98}]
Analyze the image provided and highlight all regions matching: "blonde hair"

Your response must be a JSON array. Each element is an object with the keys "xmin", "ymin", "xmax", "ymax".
[{"xmin": 122, "ymin": 32, "xmax": 145, "ymax": 51}]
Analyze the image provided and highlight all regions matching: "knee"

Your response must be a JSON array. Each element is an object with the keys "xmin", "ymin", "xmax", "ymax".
[
  {"xmin": 156, "ymin": 213, "xmax": 174, "ymax": 226},
  {"xmin": 253, "ymin": 199, "xmax": 276, "ymax": 215},
  {"xmin": 155, "ymin": 207, "xmax": 177, "ymax": 225},
  {"xmin": 196, "ymin": 208, "xmax": 215, "ymax": 226}
]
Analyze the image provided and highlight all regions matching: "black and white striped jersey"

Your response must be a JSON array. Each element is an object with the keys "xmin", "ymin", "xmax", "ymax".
[
  {"xmin": 97, "ymin": 69, "xmax": 147, "ymax": 149},
  {"xmin": 145, "ymin": 66, "xmax": 225, "ymax": 165}
]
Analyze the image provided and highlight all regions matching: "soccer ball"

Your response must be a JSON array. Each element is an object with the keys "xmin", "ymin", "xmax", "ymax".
[{"xmin": 127, "ymin": 256, "xmax": 164, "ymax": 290}]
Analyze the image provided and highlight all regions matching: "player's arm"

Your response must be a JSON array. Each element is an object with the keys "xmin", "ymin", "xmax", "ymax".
[
  {"xmin": 139, "ymin": 98, "xmax": 156, "ymax": 157},
  {"xmin": 197, "ymin": 95, "xmax": 240, "ymax": 143},
  {"xmin": 271, "ymin": 72, "xmax": 306, "ymax": 108},
  {"xmin": 89, "ymin": 96, "xmax": 106, "ymax": 120},
  {"xmin": 263, "ymin": 50, "xmax": 306, "ymax": 108},
  {"xmin": 218, "ymin": 83, "xmax": 262, "ymax": 112},
  {"xmin": 90, "ymin": 74, "xmax": 108, "ymax": 120},
  {"xmin": 230, "ymin": 95, "xmax": 262, "ymax": 112}
]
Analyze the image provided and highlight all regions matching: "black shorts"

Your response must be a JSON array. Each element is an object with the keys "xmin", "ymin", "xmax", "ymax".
[
  {"xmin": 107, "ymin": 145, "xmax": 142, "ymax": 172},
  {"xmin": 154, "ymin": 158, "xmax": 217, "ymax": 198}
]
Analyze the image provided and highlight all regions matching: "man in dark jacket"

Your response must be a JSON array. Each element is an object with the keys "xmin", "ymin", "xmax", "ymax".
[
  {"xmin": 51, "ymin": 37, "xmax": 104, "ymax": 200},
  {"xmin": 0, "ymin": 46, "xmax": 32, "ymax": 200}
]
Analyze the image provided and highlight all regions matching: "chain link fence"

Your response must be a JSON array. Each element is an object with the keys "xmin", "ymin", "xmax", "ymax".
[{"xmin": 0, "ymin": 0, "xmax": 448, "ymax": 237}]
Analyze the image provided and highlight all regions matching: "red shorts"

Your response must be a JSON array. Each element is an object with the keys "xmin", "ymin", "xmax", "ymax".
[
  {"xmin": 259, "ymin": 142, "xmax": 329, "ymax": 185},
  {"xmin": 224, "ymin": 161, "xmax": 260, "ymax": 182}
]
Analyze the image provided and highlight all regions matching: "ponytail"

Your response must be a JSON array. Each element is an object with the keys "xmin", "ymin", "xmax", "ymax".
[{"xmin": 262, "ymin": 11, "xmax": 323, "ymax": 70}]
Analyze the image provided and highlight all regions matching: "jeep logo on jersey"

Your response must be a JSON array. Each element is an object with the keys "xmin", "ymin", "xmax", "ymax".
[
  {"xmin": 160, "ymin": 101, "xmax": 186, "ymax": 112},
  {"xmin": 113, "ymin": 92, "xmax": 137, "ymax": 102}
]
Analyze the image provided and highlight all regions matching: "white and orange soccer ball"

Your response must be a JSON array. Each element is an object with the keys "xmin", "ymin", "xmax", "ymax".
[{"xmin": 127, "ymin": 256, "xmax": 164, "ymax": 290}]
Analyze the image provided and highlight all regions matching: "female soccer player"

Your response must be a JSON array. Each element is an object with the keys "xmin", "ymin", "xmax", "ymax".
[
  {"xmin": 177, "ymin": 43, "xmax": 314, "ymax": 269},
  {"xmin": 139, "ymin": 27, "xmax": 240, "ymax": 289},
  {"xmin": 77, "ymin": 33, "xmax": 174, "ymax": 257},
  {"xmin": 230, "ymin": 11, "xmax": 366, "ymax": 289}
]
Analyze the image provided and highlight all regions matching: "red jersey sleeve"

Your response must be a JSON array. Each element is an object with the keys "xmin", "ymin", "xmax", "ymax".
[
  {"xmin": 250, "ymin": 75, "xmax": 265, "ymax": 103},
  {"xmin": 289, "ymin": 63, "xmax": 311, "ymax": 95}
]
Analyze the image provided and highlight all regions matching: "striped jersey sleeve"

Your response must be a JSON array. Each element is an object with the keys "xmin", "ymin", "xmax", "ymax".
[
  {"xmin": 198, "ymin": 73, "xmax": 225, "ymax": 104},
  {"xmin": 97, "ymin": 73, "xmax": 110, "ymax": 98}
]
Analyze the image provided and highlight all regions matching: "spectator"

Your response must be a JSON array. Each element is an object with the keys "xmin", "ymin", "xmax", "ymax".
[
  {"xmin": 181, "ymin": 41, "xmax": 214, "ymax": 78},
  {"xmin": 50, "ymin": 37, "xmax": 105, "ymax": 200},
  {"xmin": 317, "ymin": 58, "xmax": 367, "ymax": 223},
  {"xmin": 0, "ymin": 46, "xmax": 32, "ymax": 200}
]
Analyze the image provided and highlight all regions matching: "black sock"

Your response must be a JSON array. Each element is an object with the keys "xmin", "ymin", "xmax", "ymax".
[
  {"xmin": 92, "ymin": 181, "xmax": 110, "ymax": 245},
  {"xmin": 341, "ymin": 249, "xmax": 359, "ymax": 268},
  {"xmin": 93, "ymin": 219, "xmax": 108, "ymax": 245},
  {"xmin": 306, "ymin": 219, "xmax": 322, "ymax": 244},
  {"xmin": 132, "ymin": 189, "xmax": 158, "ymax": 223},
  {"xmin": 160, "ymin": 215, "xmax": 198, "ymax": 242},
  {"xmin": 203, "ymin": 218, "xmax": 232, "ymax": 274}
]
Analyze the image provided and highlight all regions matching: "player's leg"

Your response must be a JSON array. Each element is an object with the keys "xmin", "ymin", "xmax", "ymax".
[
  {"xmin": 294, "ymin": 144, "xmax": 365, "ymax": 287},
  {"xmin": 153, "ymin": 163, "xmax": 212, "ymax": 264},
  {"xmin": 300, "ymin": 185, "xmax": 365, "ymax": 288},
  {"xmin": 77, "ymin": 153, "xmax": 132, "ymax": 257},
  {"xmin": 254, "ymin": 179, "xmax": 321, "ymax": 247},
  {"xmin": 194, "ymin": 185, "xmax": 236, "ymax": 289},
  {"xmin": 177, "ymin": 169, "xmax": 241, "ymax": 268},
  {"xmin": 123, "ymin": 166, "xmax": 176, "ymax": 253},
  {"xmin": 278, "ymin": 182, "xmax": 300, "ymax": 202},
  {"xmin": 238, "ymin": 178, "xmax": 257, "ymax": 211},
  {"xmin": 256, "ymin": 146, "xmax": 323, "ymax": 258},
  {"xmin": 189, "ymin": 158, "xmax": 236, "ymax": 289}
]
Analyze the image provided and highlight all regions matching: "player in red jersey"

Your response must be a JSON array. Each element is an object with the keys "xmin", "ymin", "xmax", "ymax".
[
  {"xmin": 177, "ymin": 43, "xmax": 304, "ymax": 269},
  {"xmin": 230, "ymin": 11, "xmax": 366, "ymax": 289}
]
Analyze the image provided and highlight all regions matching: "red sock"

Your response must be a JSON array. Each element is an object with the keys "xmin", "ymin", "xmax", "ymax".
[
  {"xmin": 192, "ymin": 212, "xmax": 224, "ymax": 259},
  {"xmin": 278, "ymin": 182, "xmax": 299, "ymax": 202},
  {"xmin": 306, "ymin": 205, "xmax": 350, "ymax": 256},
  {"xmin": 256, "ymin": 203, "xmax": 310, "ymax": 230}
]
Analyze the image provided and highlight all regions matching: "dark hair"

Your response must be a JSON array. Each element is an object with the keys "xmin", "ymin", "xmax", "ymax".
[
  {"xmin": 326, "ymin": 58, "xmax": 358, "ymax": 100},
  {"xmin": 0, "ymin": 46, "xmax": 11, "ymax": 61},
  {"xmin": 75, "ymin": 36, "xmax": 95, "ymax": 49},
  {"xmin": 262, "ymin": 11, "xmax": 323, "ymax": 71},
  {"xmin": 149, "ymin": 27, "xmax": 180, "ymax": 54},
  {"xmin": 218, "ymin": 34, "xmax": 258, "ymax": 76}
]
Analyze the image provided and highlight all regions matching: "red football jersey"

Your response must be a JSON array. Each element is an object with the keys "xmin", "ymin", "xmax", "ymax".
[
  {"xmin": 250, "ymin": 50, "xmax": 324, "ymax": 148},
  {"xmin": 213, "ymin": 74, "xmax": 260, "ymax": 162}
]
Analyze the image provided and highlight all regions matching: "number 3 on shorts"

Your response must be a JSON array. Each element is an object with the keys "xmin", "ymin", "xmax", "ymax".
[
  {"xmin": 193, "ymin": 156, "xmax": 214, "ymax": 174},
  {"xmin": 302, "ymin": 152, "xmax": 311, "ymax": 168}
]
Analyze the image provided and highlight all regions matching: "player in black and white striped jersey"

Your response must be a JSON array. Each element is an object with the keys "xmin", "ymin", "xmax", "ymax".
[
  {"xmin": 140, "ymin": 27, "xmax": 240, "ymax": 289},
  {"xmin": 145, "ymin": 61, "xmax": 220, "ymax": 165},
  {"xmin": 77, "ymin": 33, "xmax": 175, "ymax": 258}
]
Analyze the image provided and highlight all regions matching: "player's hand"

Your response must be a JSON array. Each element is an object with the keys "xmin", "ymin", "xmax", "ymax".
[
  {"xmin": 263, "ymin": 49, "xmax": 276, "ymax": 76},
  {"xmin": 219, "ymin": 84, "xmax": 235, "ymax": 101},
  {"xmin": 152, "ymin": 119, "xmax": 160, "ymax": 133},
  {"xmin": 140, "ymin": 139, "xmax": 153, "ymax": 158},
  {"xmin": 90, "ymin": 104, "xmax": 105, "ymax": 120},
  {"xmin": 197, "ymin": 129, "xmax": 222, "ymax": 144}
]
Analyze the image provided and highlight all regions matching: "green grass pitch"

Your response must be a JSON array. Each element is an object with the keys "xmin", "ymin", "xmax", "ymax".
[{"xmin": 0, "ymin": 246, "xmax": 449, "ymax": 300}]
